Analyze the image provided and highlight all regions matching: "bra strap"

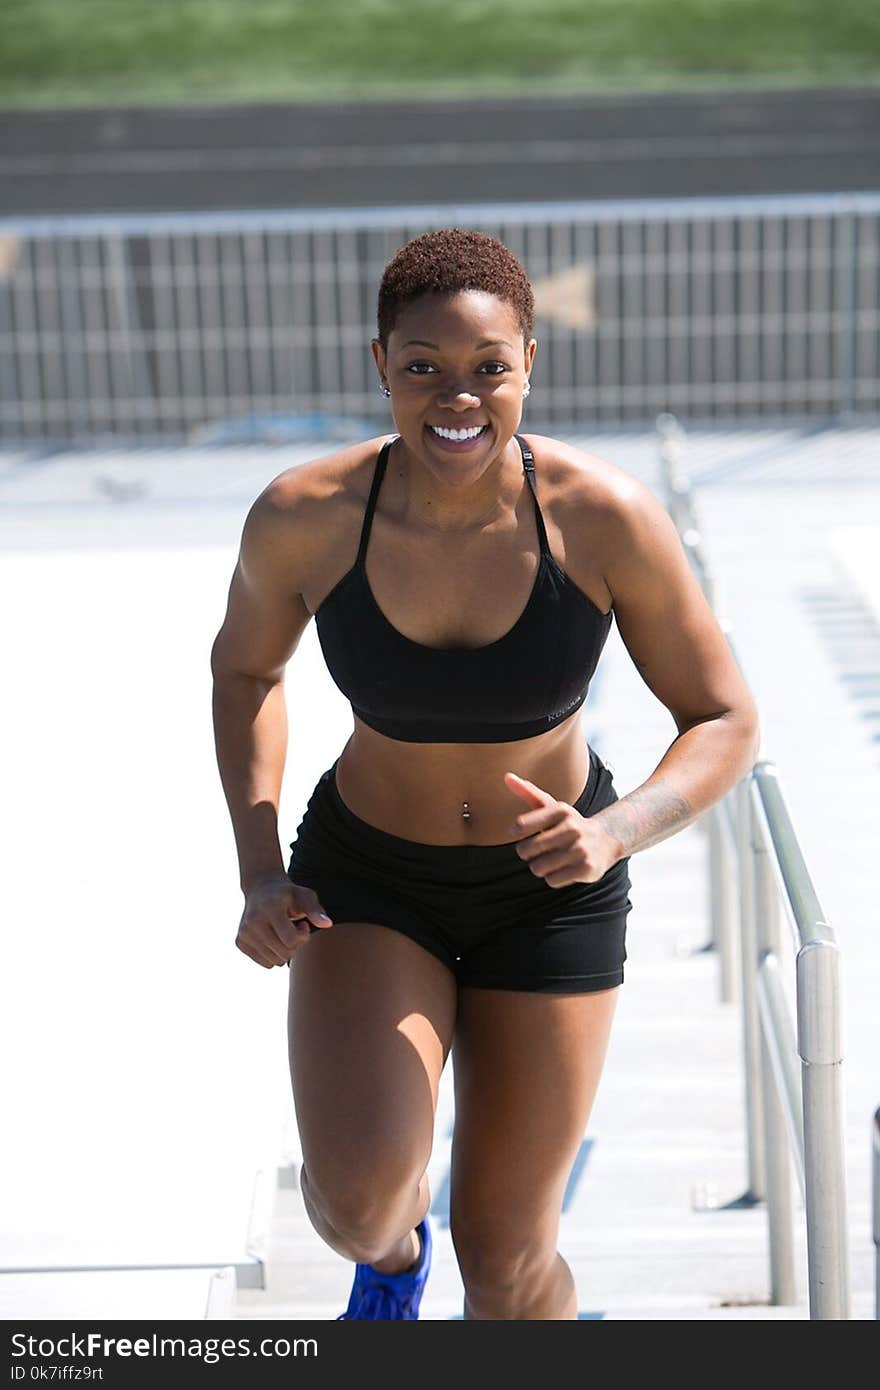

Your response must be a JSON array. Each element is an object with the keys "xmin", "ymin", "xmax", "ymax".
[
  {"xmin": 356, "ymin": 437, "xmax": 395, "ymax": 567},
  {"xmin": 515, "ymin": 433, "xmax": 552, "ymax": 560}
]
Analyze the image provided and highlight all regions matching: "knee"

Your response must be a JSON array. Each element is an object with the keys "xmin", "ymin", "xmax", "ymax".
[
  {"xmin": 451, "ymin": 1219, "xmax": 556, "ymax": 1318},
  {"xmin": 301, "ymin": 1156, "xmax": 422, "ymax": 1265}
]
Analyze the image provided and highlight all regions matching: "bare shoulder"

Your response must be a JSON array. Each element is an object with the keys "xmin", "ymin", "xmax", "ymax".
[
  {"xmin": 523, "ymin": 432, "xmax": 640, "ymax": 513},
  {"xmin": 522, "ymin": 433, "xmax": 645, "ymax": 608},
  {"xmin": 255, "ymin": 433, "xmax": 391, "ymax": 527},
  {"xmin": 248, "ymin": 435, "xmax": 392, "ymax": 578},
  {"xmin": 211, "ymin": 436, "xmax": 392, "ymax": 681},
  {"xmin": 526, "ymin": 431, "xmax": 674, "ymax": 553}
]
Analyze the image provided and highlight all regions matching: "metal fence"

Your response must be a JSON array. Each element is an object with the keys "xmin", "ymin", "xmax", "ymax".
[
  {"xmin": 1, "ymin": 191, "xmax": 878, "ymax": 447},
  {"xmin": 658, "ymin": 414, "xmax": 851, "ymax": 1319}
]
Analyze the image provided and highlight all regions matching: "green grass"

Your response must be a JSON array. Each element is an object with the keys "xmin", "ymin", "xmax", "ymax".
[{"xmin": 3, "ymin": 0, "xmax": 879, "ymax": 108}]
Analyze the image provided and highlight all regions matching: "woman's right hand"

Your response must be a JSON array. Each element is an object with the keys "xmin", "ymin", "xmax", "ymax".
[{"xmin": 236, "ymin": 871, "xmax": 334, "ymax": 969}]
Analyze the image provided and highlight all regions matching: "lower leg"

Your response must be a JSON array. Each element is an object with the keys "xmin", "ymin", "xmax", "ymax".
[
  {"xmin": 451, "ymin": 987, "xmax": 620, "ymax": 1322},
  {"xmin": 463, "ymin": 1250, "xmax": 577, "ymax": 1320}
]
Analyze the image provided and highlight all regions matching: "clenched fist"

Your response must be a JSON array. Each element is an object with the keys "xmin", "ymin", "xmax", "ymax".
[
  {"xmin": 504, "ymin": 771, "xmax": 622, "ymax": 887},
  {"xmin": 237, "ymin": 870, "xmax": 333, "ymax": 969}
]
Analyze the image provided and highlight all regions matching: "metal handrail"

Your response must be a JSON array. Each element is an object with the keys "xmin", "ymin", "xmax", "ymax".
[
  {"xmin": 655, "ymin": 412, "xmax": 851, "ymax": 1319},
  {"xmin": 874, "ymin": 1108, "xmax": 880, "ymax": 1319}
]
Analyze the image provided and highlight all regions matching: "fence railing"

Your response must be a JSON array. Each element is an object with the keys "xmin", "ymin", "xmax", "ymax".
[
  {"xmin": 656, "ymin": 412, "xmax": 851, "ymax": 1319},
  {"xmin": 1, "ymin": 191, "xmax": 879, "ymax": 446}
]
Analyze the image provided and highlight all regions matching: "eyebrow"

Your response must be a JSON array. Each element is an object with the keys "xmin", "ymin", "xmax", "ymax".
[{"xmin": 401, "ymin": 338, "xmax": 514, "ymax": 350}]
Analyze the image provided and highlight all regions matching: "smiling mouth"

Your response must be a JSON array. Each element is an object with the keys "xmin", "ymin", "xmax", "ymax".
[{"xmin": 427, "ymin": 424, "xmax": 489, "ymax": 442}]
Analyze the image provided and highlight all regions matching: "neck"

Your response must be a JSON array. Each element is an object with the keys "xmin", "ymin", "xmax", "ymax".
[{"xmin": 393, "ymin": 436, "xmax": 521, "ymax": 534}]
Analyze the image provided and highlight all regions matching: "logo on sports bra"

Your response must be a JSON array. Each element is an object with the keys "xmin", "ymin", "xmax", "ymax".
[{"xmin": 553, "ymin": 693, "xmax": 583, "ymax": 718}]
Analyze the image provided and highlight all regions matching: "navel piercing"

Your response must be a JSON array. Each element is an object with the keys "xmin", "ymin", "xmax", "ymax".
[{"xmin": 461, "ymin": 802, "xmax": 471, "ymax": 822}]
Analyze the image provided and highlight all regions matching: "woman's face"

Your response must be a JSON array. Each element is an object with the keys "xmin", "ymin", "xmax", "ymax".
[{"xmin": 372, "ymin": 289, "xmax": 537, "ymax": 475}]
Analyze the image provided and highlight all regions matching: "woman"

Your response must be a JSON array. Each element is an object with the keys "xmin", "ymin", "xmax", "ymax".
[{"xmin": 210, "ymin": 228, "xmax": 760, "ymax": 1320}]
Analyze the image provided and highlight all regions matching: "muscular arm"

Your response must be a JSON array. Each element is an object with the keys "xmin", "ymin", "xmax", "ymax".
[
  {"xmin": 210, "ymin": 480, "xmax": 312, "ymax": 894},
  {"xmin": 587, "ymin": 475, "xmax": 761, "ymax": 862}
]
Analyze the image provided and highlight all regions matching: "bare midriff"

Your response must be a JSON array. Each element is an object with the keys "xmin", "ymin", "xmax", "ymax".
[{"xmin": 334, "ymin": 709, "xmax": 591, "ymax": 846}]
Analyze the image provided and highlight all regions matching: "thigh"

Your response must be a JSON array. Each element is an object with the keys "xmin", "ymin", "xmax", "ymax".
[
  {"xmin": 449, "ymin": 986, "xmax": 620, "ymax": 1247},
  {"xmin": 288, "ymin": 921, "xmax": 458, "ymax": 1194}
]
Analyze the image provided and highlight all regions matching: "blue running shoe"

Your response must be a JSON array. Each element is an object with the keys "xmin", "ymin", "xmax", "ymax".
[{"xmin": 336, "ymin": 1216, "xmax": 432, "ymax": 1320}]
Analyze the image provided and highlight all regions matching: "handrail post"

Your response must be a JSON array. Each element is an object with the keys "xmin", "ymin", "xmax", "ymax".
[
  {"xmin": 708, "ymin": 796, "xmax": 737, "ymax": 1005},
  {"xmin": 737, "ymin": 776, "xmax": 765, "ymax": 1200},
  {"xmin": 797, "ymin": 939, "xmax": 850, "ymax": 1318},
  {"xmin": 874, "ymin": 1108, "xmax": 880, "ymax": 1320},
  {"xmin": 752, "ymin": 793, "xmax": 798, "ymax": 1304}
]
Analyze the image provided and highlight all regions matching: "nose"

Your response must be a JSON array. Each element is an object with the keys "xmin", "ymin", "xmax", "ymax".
[{"xmin": 436, "ymin": 381, "xmax": 481, "ymax": 409}]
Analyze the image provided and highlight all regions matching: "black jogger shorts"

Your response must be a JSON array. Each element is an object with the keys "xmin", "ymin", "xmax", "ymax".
[{"xmin": 286, "ymin": 744, "xmax": 633, "ymax": 994}]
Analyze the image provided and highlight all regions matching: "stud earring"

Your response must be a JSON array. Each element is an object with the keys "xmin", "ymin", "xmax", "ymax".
[
  {"xmin": 379, "ymin": 384, "xmax": 391, "ymax": 398},
  {"xmin": 523, "ymin": 380, "xmax": 531, "ymax": 398}
]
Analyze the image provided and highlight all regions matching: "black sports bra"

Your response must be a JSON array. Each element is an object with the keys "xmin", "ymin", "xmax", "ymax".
[{"xmin": 313, "ymin": 434, "xmax": 613, "ymax": 743}]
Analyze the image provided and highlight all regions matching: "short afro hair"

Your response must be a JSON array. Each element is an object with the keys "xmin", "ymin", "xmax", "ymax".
[{"xmin": 376, "ymin": 228, "xmax": 535, "ymax": 350}]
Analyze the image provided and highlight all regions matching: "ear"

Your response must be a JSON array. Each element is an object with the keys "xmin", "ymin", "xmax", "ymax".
[
  {"xmin": 370, "ymin": 339, "xmax": 385, "ymax": 374},
  {"xmin": 524, "ymin": 337, "xmax": 537, "ymax": 373}
]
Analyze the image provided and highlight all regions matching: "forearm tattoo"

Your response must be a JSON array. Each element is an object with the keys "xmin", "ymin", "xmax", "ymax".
[{"xmin": 592, "ymin": 778, "xmax": 696, "ymax": 858}]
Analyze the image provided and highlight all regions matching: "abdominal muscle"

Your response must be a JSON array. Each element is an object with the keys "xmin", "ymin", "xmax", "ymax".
[{"xmin": 333, "ymin": 709, "xmax": 590, "ymax": 846}]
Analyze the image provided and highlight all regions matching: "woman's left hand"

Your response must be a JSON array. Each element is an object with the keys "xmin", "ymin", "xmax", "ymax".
[{"xmin": 504, "ymin": 771, "xmax": 622, "ymax": 886}]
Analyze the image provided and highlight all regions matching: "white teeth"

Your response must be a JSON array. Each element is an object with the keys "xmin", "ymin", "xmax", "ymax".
[{"xmin": 430, "ymin": 425, "xmax": 486, "ymax": 441}]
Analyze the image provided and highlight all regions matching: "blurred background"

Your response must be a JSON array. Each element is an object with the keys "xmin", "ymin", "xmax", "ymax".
[
  {"xmin": 1, "ymin": 0, "xmax": 878, "ymax": 1325},
  {"xmin": 1, "ymin": 0, "xmax": 879, "ymax": 445}
]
